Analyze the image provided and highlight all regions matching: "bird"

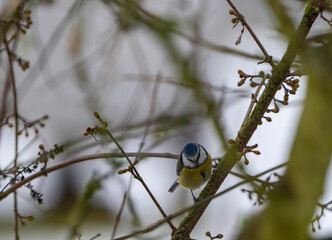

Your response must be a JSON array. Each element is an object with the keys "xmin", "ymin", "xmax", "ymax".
[{"xmin": 168, "ymin": 142, "xmax": 212, "ymax": 202}]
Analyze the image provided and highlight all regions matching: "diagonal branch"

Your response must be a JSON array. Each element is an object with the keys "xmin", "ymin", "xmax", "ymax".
[
  {"xmin": 171, "ymin": 2, "xmax": 320, "ymax": 239},
  {"xmin": 97, "ymin": 119, "xmax": 176, "ymax": 230}
]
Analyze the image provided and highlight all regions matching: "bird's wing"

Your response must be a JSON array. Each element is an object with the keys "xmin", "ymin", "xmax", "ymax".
[
  {"xmin": 176, "ymin": 153, "xmax": 184, "ymax": 176},
  {"xmin": 168, "ymin": 179, "xmax": 179, "ymax": 192}
]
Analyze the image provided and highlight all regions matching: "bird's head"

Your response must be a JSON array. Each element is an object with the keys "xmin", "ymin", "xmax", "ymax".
[{"xmin": 181, "ymin": 142, "xmax": 208, "ymax": 169}]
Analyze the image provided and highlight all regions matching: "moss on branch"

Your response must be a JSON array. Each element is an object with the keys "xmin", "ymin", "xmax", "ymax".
[{"xmin": 171, "ymin": 2, "xmax": 321, "ymax": 239}]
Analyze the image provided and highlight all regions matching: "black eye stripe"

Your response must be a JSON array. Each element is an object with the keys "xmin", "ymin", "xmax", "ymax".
[{"xmin": 187, "ymin": 158, "xmax": 194, "ymax": 163}]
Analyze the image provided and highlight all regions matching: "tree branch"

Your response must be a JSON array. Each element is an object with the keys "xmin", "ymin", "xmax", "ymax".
[
  {"xmin": 171, "ymin": 2, "xmax": 320, "ymax": 239},
  {"xmin": 0, "ymin": 152, "xmax": 177, "ymax": 201}
]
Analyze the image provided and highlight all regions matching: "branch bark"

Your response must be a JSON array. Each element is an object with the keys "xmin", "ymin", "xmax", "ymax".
[
  {"xmin": 171, "ymin": 2, "xmax": 321, "ymax": 239},
  {"xmin": 237, "ymin": 7, "xmax": 332, "ymax": 240}
]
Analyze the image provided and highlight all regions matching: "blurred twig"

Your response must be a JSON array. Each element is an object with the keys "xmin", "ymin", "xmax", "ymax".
[
  {"xmin": 0, "ymin": 152, "xmax": 178, "ymax": 200},
  {"xmin": 0, "ymin": 19, "xmax": 20, "ymax": 240},
  {"xmin": 176, "ymin": 30, "xmax": 267, "ymax": 62},
  {"xmin": 137, "ymin": 74, "xmax": 161, "ymax": 153},
  {"xmin": 18, "ymin": 0, "xmax": 87, "ymax": 100},
  {"xmin": 124, "ymin": 74, "xmax": 248, "ymax": 95},
  {"xmin": 111, "ymin": 177, "xmax": 133, "ymax": 240}
]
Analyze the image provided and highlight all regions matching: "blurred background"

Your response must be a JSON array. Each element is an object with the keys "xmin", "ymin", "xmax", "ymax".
[{"xmin": 0, "ymin": 0, "xmax": 331, "ymax": 239}]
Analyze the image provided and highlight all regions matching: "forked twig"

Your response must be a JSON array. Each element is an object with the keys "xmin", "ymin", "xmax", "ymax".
[
  {"xmin": 226, "ymin": 0, "xmax": 274, "ymax": 67},
  {"xmin": 240, "ymin": 75, "xmax": 267, "ymax": 128}
]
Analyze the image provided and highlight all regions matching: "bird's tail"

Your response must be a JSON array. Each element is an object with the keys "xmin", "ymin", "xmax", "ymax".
[{"xmin": 168, "ymin": 179, "xmax": 179, "ymax": 193}]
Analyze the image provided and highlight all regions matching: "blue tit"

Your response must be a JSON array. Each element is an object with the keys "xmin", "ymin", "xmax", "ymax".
[{"xmin": 168, "ymin": 142, "xmax": 212, "ymax": 202}]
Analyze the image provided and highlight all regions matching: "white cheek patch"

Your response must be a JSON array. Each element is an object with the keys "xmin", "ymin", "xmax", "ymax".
[
  {"xmin": 197, "ymin": 145, "xmax": 208, "ymax": 166},
  {"xmin": 182, "ymin": 153, "xmax": 196, "ymax": 169}
]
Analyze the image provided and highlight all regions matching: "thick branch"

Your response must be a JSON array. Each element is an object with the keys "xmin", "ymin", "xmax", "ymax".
[{"xmin": 171, "ymin": 2, "xmax": 320, "ymax": 239}]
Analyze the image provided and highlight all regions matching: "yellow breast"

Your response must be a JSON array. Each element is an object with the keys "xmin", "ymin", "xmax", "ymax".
[{"xmin": 178, "ymin": 157, "xmax": 212, "ymax": 190}]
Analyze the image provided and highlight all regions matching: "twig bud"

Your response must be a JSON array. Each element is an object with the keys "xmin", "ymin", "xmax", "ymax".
[
  {"xmin": 237, "ymin": 79, "xmax": 245, "ymax": 86},
  {"xmin": 94, "ymin": 112, "xmax": 100, "ymax": 119},
  {"xmin": 252, "ymin": 150, "xmax": 261, "ymax": 155},
  {"xmin": 228, "ymin": 139, "xmax": 235, "ymax": 144},
  {"xmin": 216, "ymin": 234, "xmax": 224, "ymax": 239}
]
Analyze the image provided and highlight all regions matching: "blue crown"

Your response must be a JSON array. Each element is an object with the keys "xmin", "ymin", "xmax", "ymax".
[{"xmin": 183, "ymin": 142, "xmax": 199, "ymax": 158}]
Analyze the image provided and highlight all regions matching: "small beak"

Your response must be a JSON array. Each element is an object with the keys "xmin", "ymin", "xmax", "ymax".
[{"xmin": 188, "ymin": 157, "xmax": 198, "ymax": 167}]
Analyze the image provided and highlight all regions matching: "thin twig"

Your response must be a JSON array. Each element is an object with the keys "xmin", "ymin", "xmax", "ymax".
[
  {"xmin": 124, "ymin": 74, "xmax": 248, "ymax": 94},
  {"xmin": 226, "ymin": 0, "xmax": 274, "ymax": 67},
  {"xmin": 0, "ymin": 22, "xmax": 19, "ymax": 173},
  {"xmin": 138, "ymin": 73, "xmax": 161, "ymax": 152},
  {"xmin": 103, "ymin": 128, "xmax": 176, "ymax": 230},
  {"xmin": 111, "ymin": 177, "xmax": 133, "ymax": 239},
  {"xmin": 111, "ymin": 75, "xmax": 163, "ymax": 238},
  {"xmin": 0, "ymin": 152, "xmax": 178, "ymax": 200},
  {"xmin": 89, "ymin": 233, "xmax": 101, "ymax": 240},
  {"xmin": 240, "ymin": 75, "xmax": 267, "ymax": 128},
  {"xmin": 0, "ymin": 1, "xmax": 24, "ymax": 128},
  {"xmin": 18, "ymin": 0, "xmax": 87, "ymax": 100},
  {"xmin": 0, "ymin": 20, "xmax": 20, "ymax": 240},
  {"xmin": 0, "ymin": 40, "xmax": 19, "ymax": 131},
  {"xmin": 176, "ymin": 29, "xmax": 266, "ymax": 61}
]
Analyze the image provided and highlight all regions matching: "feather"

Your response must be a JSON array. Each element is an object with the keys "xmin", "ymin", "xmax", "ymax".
[{"xmin": 168, "ymin": 179, "xmax": 179, "ymax": 192}]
